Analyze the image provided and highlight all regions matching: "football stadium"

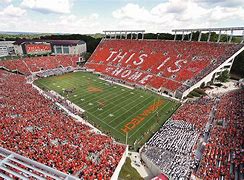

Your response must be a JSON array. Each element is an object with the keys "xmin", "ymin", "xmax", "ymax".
[{"xmin": 0, "ymin": 1, "xmax": 244, "ymax": 180}]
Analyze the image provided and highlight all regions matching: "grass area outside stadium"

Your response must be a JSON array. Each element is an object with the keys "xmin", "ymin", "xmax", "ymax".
[{"xmin": 34, "ymin": 71, "xmax": 180, "ymax": 150}]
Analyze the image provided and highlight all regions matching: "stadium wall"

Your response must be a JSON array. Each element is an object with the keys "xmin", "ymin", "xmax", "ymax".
[
  {"xmin": 111, "ymin": 145, "xmax": 128, "ymax": 180},
  {"xmin": 14, "ymin": 44, "xmax": 23, "ymax": 55},
  {"xmin": 53, "ymin": 44, "xmax": 86, "ymax": 55},
  {"xmin": 181, "ymin": 46, "xmax": 244, "ymax": 99},
  {"xmin": 141, "ymin": 153, "xmax": 162, "ymax": 176}
]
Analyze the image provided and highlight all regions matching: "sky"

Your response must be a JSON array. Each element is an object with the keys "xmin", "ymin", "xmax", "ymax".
[{"xmin": 0, "ymin": 0, "xmax": 244, "ymax": 34}]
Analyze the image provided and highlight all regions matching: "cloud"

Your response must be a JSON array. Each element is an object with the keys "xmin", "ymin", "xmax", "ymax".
[
  {"xmin": 47, "ymin": 13, "xmax": 101, "ymax": 33},
  {"xmin": 21, "ymin": 0, "xmax": 72, "ymax": 14},
  {"xmin": 209, "ymin": 6, "xmax": 244, "ymax": 21},
  {"xmin": 195, "ymin": 0, "xmax": 244, "ymax": 8},
  {"xmin": 0, "ymin": 11, "xmax": 101, "ymax": 34},
  {"xmin": 0, "ymin": 4, "xmax": 26, "ymax": 17},
  {"xmin": 112, "ymin": 0, "xmax": 244, "ymax": 33},
  {"xmin": 0, "ymin": 0, "xmax": 12, "ymax": 4},
  {"xmin": 0, "ymin": 0, "xmax": 243, "ymax": 34}
]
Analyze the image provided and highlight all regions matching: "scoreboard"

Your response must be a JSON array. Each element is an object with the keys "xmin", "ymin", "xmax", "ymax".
[{"xmin": 25, "ymin": 43, "xmax": 52, "ymax": 55}]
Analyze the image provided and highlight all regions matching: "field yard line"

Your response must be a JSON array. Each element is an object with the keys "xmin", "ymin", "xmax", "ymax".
[
  {"xmin": 102, "ymin": 94, "xmax": 151, "ymax": 122},
  {"xmin": 36, "ymin": 81, "xmax": 54, "ymax": 90},
  {"xmin": 48, "ymin": 74, "xmax": 93, "ymax": 88},
  {"xmin": 48, "ymin": 73, "xmax": 118, "ymax": 94},
  {"xmin": 37, "ymin": 74, "xmax": 139, "ymax": 118},
  {"xmin": 86, "ymin": 111, "xmax": 124, "ymax": 136},
  {"xmin": 103, "ymin": 94, "xmax": 150, "ymax": 121},
  {"xmin": 128, "ymin": 101, "xmax": 170, "ymax": 139},
  {"xmin": 52, "ymin": 75, "xmax": 122, "ymax": 101},
  {"xmin": 36, "ymin": 78, "xmax": 125, "ymax": 136},
  {"xmin": 36, "ymin": 76, "xmax": 123, "ymax": 113},
  {"xmin": 44, "ymin": 74, "xmax": 145, "ymax": 117},
  {"xmin": 68, "ymin": 79, "xmax": 132, "ymax": 102},
  {"xmin": 113, "ymin": 96, "xmax": 153, "ymax": 127},
  {"xmin": 87, "ymin": 91, "xmax": 140, "ymax": 113},
  {"xmin": 83, "ymin": 89, "xmax": 134, "ymax": 111},
  {"xmin": 51, "ymin": 76, "xmax": 125, "ymax": 103},
  {"xmin": 68, "ymin": 83, "xmax": 121, "ymax": 102}
]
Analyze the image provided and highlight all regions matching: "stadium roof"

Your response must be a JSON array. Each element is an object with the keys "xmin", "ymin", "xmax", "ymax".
[{"xmin": 13, "ymin": 39, "xmax": 86, "ymax": 46}]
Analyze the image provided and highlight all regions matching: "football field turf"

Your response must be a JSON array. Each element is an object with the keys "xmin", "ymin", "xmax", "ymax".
[{"xmin": 34, "ymin": 72, "xmax": 180, "ymax": 149}]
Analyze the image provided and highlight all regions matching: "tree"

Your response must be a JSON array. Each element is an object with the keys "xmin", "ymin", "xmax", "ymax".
[
  {"xmin": 80, "ymin": 52, "xmax": 91, "ymax": 62},
  {"xmin": 217, "ymin": 70, "xmax": 230, "ymax": 82},
  {"xmin": 231, "ymin": 51, "xmax": 244, "ymax": 78},
  {"xmin": 200, "ymin": 82, "xmax": 205, "ymax": 88}
]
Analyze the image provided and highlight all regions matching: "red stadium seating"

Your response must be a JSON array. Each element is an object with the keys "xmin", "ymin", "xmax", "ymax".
[
  {"xmin": 145, "ymin": 90, "xmax": 243, "ymax": 179},
  {"xmin": 0, "ymin": 70, "xmax": 125, "ymax": 179},
  {"xmin": 171, "ymin": 97, "xmax": 214, "ymax": 132},
  {"xmin": 194, "ymin": 90, "xmax": 243, "ymax": 179},
  {"xmin": 86, "ymin": 39, "xmax": 243, "ymax": 93},
  {"xmin": 0, "ymin": 55, "xmax": 79, "ymax": 75}
]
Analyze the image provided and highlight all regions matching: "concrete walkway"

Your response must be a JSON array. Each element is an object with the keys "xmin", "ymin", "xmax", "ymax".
[
  {"xmin": 206, "ymin": 80, "xmax": 239, "ymax": 97},
  {"xmin": 128, "ymin": 151, "xmax": 154, "ymax": 180}
]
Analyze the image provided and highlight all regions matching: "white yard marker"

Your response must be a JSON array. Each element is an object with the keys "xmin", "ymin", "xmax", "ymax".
[
  {"xmin": 74, "ymin": 95, "xmax": 77, "ymax": 97},
  {"xmin": 81, "ymin": 98, "xmax": 85, "ymax": 101},
  {"xmin": 88, "ymin": 103, "xmax": 93, "ymax": 106},
  {"xmin": 109, "ymin": 114, "xmax": 114, "ymax": 117}
]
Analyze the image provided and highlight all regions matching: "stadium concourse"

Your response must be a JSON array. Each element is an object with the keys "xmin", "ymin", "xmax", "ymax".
[{"xmin": 0, "ymin": 35, "xmax": 243, "ymax": 180}]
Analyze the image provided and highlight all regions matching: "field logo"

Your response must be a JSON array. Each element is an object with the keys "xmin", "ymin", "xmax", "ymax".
[
  {"xmin": 121, "ymin": 99, "xmax": 164, "ymax": 133},
  {"xmin": 87, "ymin": 86, "xmax": 103, "ymax": 93}
]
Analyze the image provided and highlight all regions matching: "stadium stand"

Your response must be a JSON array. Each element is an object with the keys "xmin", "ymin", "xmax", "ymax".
[
  {"xmin": 141, "ymin": 97, "xmax": 214, "ymax": 179},
  {"xmin": 171, "ymin": 98, "xmax": 215, "ymax": 133},
  {"xmin": 141, "ymin": 89, "xmax": 243, "ymax": 180},
  {"xmin": 194, "ymin": 90, "xmax": 244, "ymax": 180},
  {"xmin": 0, "ymin": 70, "xmax": 125, "ymax": 179},
  {"xmin": 1, "ymin": 35, "xmax": 243, "ymax": 179},
  {"xmin": 0, "ymin": 55, "xmax": 79, "ymax": 75},
  {"xmin": 85, "ymin": 39, "xmax": 243, "ymax": 98},
  {"xmin": 141, "ymin": 120, "xmax": 199, "ymax": 179}
]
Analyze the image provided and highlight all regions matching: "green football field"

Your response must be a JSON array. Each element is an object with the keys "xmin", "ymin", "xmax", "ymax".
[{"xmin": 34, "ymin": 72, "xmax": 180, "ymax": 149}]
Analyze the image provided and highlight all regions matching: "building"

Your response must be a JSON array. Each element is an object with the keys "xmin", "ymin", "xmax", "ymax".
[
  {"xmin": 0, "ymin": 41, "xmax": 15, "ymax": 57},
  {"xmin": 13, "ymin": 39, "xmax": 86, "ymax": 56},
  {"xmin": 51, "ymin": 40, "xmax": 86, "ymax": 55}
]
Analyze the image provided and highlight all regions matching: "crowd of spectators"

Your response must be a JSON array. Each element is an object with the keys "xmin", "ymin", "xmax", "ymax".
[
  {"xmin": 142, "ymin": 89, "xmax": 243, "ymax": 180},
  {"xmin": 141, "ymin": 120, "xmax": 199, "ymax": 179},
  {"xmin": 171, "ymin": 97, "xmax": 214, "ymax": 133},
  {"xmin": 86, "ymin": 39, "xmax": 243, "ymax": 93},
  {"xmin": 0, "ymin": 70, "xmax": 125, "ymax": 179},
  {"xmin": 36, "ymin": 66, "xmax": 74, "ymax": 78},
  {"xmin": 0, "ymin": 55, "xmax": 79, "ymax": 75},
  {"xmin": 194, "ymin": 90, "xmax": 244, "ymax": 179}
]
